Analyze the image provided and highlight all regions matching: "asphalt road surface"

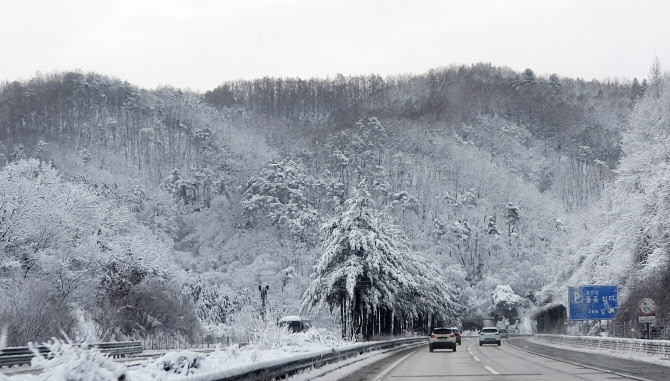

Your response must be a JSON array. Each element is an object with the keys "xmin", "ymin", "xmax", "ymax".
[{"xmin": 337, "ymin": 337, "xmax": 666, "ymax": 381}]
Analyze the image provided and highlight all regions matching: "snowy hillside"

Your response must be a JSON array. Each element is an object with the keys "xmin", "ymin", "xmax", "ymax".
[{"xmin": 0, "ymin": 63, "xmax": 644, "ymax": 346}]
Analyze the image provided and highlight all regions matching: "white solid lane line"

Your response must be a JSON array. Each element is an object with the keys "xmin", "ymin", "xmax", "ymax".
[
  {"xmin": 472, "ymin": 356, "xmax": 480, "ymax": 362},
  {"xmin": 484, "ymin": 365, "xmax": 499, "ymax": 375},
  {"xmin": 372, "ymin": 349, "xmax": 416, "ymax": 381}
]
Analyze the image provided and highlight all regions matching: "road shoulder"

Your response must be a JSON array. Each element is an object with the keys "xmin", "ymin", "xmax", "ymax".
[
  {"xmin": 331, "ymin": 344, "xmax": 423, "ymax": 381},
  {"xmin": 507, "ymin": 337, "xmax": 670, "ymax": 381}
]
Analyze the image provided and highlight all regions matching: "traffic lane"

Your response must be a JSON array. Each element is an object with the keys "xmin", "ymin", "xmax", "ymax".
[
  {"xmin": 507, "ymin": 337, "xmax": 668, "ymax": 381},
  {"xmin": 377, "ymin": 338, "xmax": 640, "ymax": 380},
  {"xmin": 379, "ymin": 340, "xmax": 497, "ymax": 380},
  {"xmin": 332, "ymin": 344, "xmax": 425, "ymax": 381},
  {"xmin": 471, "ymin": 338, "xmax": 639, "ymax": 380}
]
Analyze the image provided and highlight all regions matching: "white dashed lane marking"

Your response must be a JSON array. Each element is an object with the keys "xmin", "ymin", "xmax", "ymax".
[{"xmin": 484, "ymin": 365, "xmax": 500, "ymax": 375}]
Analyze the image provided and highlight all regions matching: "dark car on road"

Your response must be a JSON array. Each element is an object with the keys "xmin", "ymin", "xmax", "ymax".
[{"xmin": 450, "ymin": 327, "xmax": 462, "ymax": 345}]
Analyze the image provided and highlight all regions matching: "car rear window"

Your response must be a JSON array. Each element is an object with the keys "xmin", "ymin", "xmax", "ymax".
[
  {"xmin": 482, "ymin": 328, "xmax": 498, "ymax": 333},
  {"xmin": 433, "ymin": 328, "xmax": 452, "ymax": 334}
]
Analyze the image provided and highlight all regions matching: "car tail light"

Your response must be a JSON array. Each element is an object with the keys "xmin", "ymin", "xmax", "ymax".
[
  {"xmin": 455, "ymin": 332, "xmax": 460, "ymax": 336},
  {"xmin": 430, "ymin": 334, "xmax": 435, "ymax": 338},
  {"xmin": 449, "ymin": 334, "xmax": 454, "ymax": 337}
]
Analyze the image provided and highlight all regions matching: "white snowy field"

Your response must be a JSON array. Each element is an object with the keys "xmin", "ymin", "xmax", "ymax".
[{"xmin": 1, "ymin": 328, "xmax": 366, "ymax": 381}]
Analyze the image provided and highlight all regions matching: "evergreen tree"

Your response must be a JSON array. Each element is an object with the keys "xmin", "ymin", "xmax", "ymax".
[
  {"xmin": 631, "ymin": 78, "xmax": 642, "ymax": 101},
  {"xmin": 523, "ymin": 69, "xmax": 536, "ymax": 84},
  {"xmin": 548, "ymin": 74, "xmax": 560, "ymax": 90},
  {"xmin": 486, "ymin": 215, "xmax": 500, "ymax": 235},
  {"xmin": 301, "ymin": 179, "xmax": 459, "ymax": 339},
  {"xmin": 649, "ymin": 54, "xmax": 664, "ymax": 99},
  {"xmin": 505, "ymin": 202, "xmax": 520, "ymax": 236},
  {"xmin": 9, "ymin": 144, "xmax": 24, "ymax": 162}
]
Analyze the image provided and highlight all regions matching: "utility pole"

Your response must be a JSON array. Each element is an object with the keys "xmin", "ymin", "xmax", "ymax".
[{"xmin": 259, "ymin": 285, "xmax": 269, "ymax": 319}]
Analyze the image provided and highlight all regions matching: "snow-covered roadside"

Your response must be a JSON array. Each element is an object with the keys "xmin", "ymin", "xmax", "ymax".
[
  {"xmin": 4, "ymin": 329, "xmax": 357, "ymax": 380},
  {"xmin": 528, "ymin": 336, "xmax": 670, "ymax": 367},
  {"xmin": 127, "ymin": 329, "xmax": 355, "ymax": 380}
]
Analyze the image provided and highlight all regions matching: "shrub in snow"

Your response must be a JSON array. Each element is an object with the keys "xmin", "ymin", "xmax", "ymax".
[
  {"xmin": 129, "ymin": 327, "xmax": 350, "ymax": 379},
  {"xmin": 29, "ymin": 340, "xmax": 126, "ymax": 381},
  {"xmin": 250, "ymin": 321, "xmax": 294, "ymax": 349},
  {"xmin": 275, "ymin": 328, "xmax": 346, "ymax": 349},
  {"xmin": 227, "ymin": 306, "xmax": 344, "ymax": 351},
  {"xmin": 152, "ymin": 350, "xmax": 206, "ymax": 376}
]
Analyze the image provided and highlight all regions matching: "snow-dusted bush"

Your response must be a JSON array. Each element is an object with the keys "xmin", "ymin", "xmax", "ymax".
[
  {"xmin": 0, "ymin": 279, "xmax": 78, "ymax": 347},
  {"xmin": 128, "ymin": 326, "xmax": 350, "ymax": 379},
  {"xmin": 0, "ymin": 159, "xmax": 199, "ymax": 344},
  {"xmin": 28, "ymin": 340, "xmax": 126, "ymax": 381},
  {"xmin": 152, "ymin": 350, "xmax": 207, "ymax": 376}
]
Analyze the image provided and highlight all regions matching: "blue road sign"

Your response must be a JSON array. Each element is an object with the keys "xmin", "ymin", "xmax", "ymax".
[{"xmin": 568, "ymin": 285, "xmax": 618, "ymax": 321}]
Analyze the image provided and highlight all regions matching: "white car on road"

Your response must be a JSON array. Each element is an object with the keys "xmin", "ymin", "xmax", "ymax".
[
  {"xmin": 429, "ymin": 327, "xmax": 457, "ymax": 352},
  {"xmin": 479, "ymin": 327, "xmax": 501, "ymax": 346}
]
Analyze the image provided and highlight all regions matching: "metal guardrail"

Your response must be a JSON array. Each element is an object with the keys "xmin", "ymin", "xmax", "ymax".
[
  {"xmin": 0, "ymin": 341, "xmax": 143, "ymax": 368},
  {"xmin": 532, "ymin": 334, "xmax": 670, "ymax": 359},
  {"xmin": 184, "ymin": 337, "xmax": 427, "ymax": 381},
  {"xmin": 93, "ymin": 341, "xmax": 143, "ymax": 358}
]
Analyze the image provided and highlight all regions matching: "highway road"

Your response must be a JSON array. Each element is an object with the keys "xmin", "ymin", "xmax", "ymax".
[{"xmin": 336, "ymin": 337, "xmax": 661, "ymax": 381}]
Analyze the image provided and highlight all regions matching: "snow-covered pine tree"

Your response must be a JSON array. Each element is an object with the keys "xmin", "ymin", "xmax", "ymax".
[
  {"xmin": 486, "ymin": 215, "xmax": 500, "ymax": 235},
  {"xmin": 301, "ymin": 179, "xmax": 459, "ymax": 339},
  {"xmin": 241, "ymin": 158, "xmax": 319, "ymax": 244},
  {"xmin": 505, "ymin": 202, "xmax": 520, "ymax": 236}
]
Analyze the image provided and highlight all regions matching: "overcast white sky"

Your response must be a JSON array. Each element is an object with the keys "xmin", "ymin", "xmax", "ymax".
[{"xmin": 1, "ymin": 0, "xmax": 668, "ymax": 91}]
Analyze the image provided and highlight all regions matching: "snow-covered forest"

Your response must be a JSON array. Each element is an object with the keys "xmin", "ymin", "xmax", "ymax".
[
  {"xmin": 539, "ymin": 58, "xmax": 670, "ymax": 327},
  {"xmin": 0, "ymin": 61, "xmax": 663, "ymax": 345}
]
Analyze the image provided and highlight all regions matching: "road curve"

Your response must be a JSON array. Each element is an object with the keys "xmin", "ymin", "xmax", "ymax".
[{"xmin": 353, "ymin": 337, "xmax": 651, "ymax": 381}]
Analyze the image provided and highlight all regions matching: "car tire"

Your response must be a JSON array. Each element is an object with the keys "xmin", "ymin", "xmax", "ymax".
[
  {"xmin": 453, "ymin": 346, "xmax": 456, "ymax": 352},
  {"xmin": 429, "ymin": 345, "xmax": 434, "ymax": 352},
  {"xmin": 479, "ymin": 342, "xmax": 482, "ymax": 346},
  {"xmin": 497, "ymin": 341, "xmax": 501, "ymax": 346}
]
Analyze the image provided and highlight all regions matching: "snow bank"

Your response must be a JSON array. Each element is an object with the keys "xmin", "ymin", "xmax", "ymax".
[
  {"xmin": 9, "ymin": 340, "xmax": 127, "ymax": 381},
  {"xmin": 127, "ymin": 328, "xmax": 352, "ymax": 380},
  {"xmin": 5, "ymin": 328, "xmax": 353, "ymax": 380}
]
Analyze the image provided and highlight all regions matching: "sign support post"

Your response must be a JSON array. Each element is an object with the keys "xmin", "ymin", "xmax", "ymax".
[
  {"xmin": 638, "ymin": 298, "xmax": 657, "ymax": 340},
  {"xmin": 259, "ymin": 285, "xmax": 270, "ymax": 320}
]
